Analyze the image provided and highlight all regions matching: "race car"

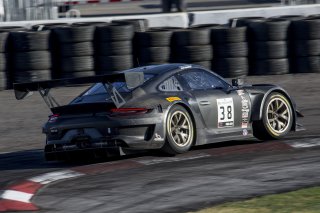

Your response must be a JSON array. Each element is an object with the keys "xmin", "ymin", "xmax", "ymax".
[{"xmin": 14, "ymin": 64, "xmax": 302, "ymax": 161}]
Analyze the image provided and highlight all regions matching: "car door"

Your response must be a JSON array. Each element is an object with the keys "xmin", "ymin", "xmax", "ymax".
[{"xmin": 178, "ymin": 69, "xmax": 250, "ymax": 136}]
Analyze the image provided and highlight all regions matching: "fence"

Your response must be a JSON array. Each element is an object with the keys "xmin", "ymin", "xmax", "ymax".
[{"xmin": 2, "ymin": 0, "xmax": 58, "ymax": 21}]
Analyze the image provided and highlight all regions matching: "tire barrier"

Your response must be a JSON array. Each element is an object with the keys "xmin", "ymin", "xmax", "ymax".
[
  {"xmin": 135, "ymin": 29, "xmax": 173, "ymax": 66},
  {"xmin": 1, "ymin": 15, "xmax": 320, "ymax": 88},
  {"xmin": 33, "ymin": 23, "xmax": 70, "ymax": 80},
  {"xmin": 0, "ymin": 26, "xmax": 27, "ymax": 89},
  {"xmin": 246, "ymin": 19, "xmax": 290, "ymax": 75},
  {"xmin": 0, "ymin": 33, "xmax": 8, "ymax": 90},
  {"xmin": 52, "ymin": 25, "xmax": 95, "ymax": 78},
  {"xmin": 10, "ymin": 31, "xmax": 51, "ymax": 84},
  {"xmin": 171, "ymin": 29, "xmax": 212, "ymax": 69},
  {"xmin": 290, "ymin": 17, "xmax": 320, "ymax": 73},
  {"xmin": 94, "ymin": 23, "xmax": 134, "ymax": 74},
  {"xmin": 211, "ymin": 26, "xmax": 248, "ymax": 77}
]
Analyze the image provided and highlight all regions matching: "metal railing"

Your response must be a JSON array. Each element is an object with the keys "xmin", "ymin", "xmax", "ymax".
[{"xmin": 2, "ymin": 0, "xmax": 59, "ymax": 21}]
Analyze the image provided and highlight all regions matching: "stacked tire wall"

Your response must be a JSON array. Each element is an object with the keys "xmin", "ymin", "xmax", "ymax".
[
  {"xmin": 290, "ymin": 18, "xmax": 320, "ymax": 73},
  {"xmin": 95, "ymin": 23, "xmax": 135, "ymax": 74},
  {"xmin": 171, "ymin": 28, "xmax": 212, "ymax": 69},
  {"xmin": 246, "ymin": 19, "xmax": 290, "ymax": 75},
  {"xmin": 10, "ymin": 31, "xmax": 51, "ymax": 83},
  {"xmin": 0, "ymin": 31, "xmax": 8, "ymax": 90},
  {"xmin": 1, "ymin": 16, "xmax": 320, "ymax": 90},
  {"xmin": 135, "ymin": 29, "xmax": 173, "ymax": 66},
  {"xmin": 52, "ymin": 25, "xmax": 95, "ymax": 78},
  {"xmin": 211, "ymin": 26, "xmax": 248, "ymax": 77}
]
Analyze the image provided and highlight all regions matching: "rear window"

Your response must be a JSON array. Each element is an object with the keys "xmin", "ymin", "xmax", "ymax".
[{"xmin": 72, "ymin": 74, "xmax": 154, "ymax": 103}]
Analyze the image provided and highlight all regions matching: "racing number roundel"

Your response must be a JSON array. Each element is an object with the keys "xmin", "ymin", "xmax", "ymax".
[{"xmin": 217, "ymin": 98, "xmax": 234, "ymax": 128}]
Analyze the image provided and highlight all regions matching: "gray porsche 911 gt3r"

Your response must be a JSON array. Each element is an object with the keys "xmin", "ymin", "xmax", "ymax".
[{"xmin": 14, "ymin": 64, "xmax": 302, "ymax": 161}]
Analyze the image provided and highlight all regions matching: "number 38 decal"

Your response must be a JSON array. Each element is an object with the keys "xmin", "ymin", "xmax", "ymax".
[{"xmin": 217, "ymin": 98, "xmax": 234, "ymax": 128}]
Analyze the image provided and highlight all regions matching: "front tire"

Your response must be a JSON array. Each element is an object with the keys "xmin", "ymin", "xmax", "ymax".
[
  {"xmin": 253, "ymin": 92, "xmax": 293, "ymax": 140},
  {"xmin": 161, "ymin": 105, "xmax": 194, "ymax": 155}
]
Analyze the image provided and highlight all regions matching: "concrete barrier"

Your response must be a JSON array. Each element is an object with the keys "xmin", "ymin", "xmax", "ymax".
[
  {"xmin": 1, "ymin": 4, "xmax": 320, "ymax": 28},
  {"xmin": 189, "ymin": 4, "xmax": 320, "ymax": 26},
  {"xmin": 0, "ymin": 12, "xmax": 189, "ymax": 29}
]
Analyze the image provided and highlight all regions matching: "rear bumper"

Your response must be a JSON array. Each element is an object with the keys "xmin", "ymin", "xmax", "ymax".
[{"xmin": 44, "ymin": 113, "xmax": 167, "ymax": 158}]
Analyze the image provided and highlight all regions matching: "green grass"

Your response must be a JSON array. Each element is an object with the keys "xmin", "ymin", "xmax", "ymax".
[{"xmin": 193, "ymin": 187, "xmax": 320, "ymax": 213}]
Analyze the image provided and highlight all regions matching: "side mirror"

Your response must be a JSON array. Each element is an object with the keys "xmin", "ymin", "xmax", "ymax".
[{"xmin": 232, "ymin": 78, "xmax": 244, "ymax": 87}]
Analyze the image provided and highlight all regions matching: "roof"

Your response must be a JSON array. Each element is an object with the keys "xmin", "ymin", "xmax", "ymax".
[{"xmin": 125, "ymin": 63, "xmax": 199, "ymax": 75}]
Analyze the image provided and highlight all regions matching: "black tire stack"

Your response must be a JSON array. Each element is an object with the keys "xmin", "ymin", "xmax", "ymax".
[
  {"xmin": 135, "ymin": 29, "xmax": 173, "ymax": 66},
  {"xmin": 94, "ymin": 23, "xmax": 134, "ymax": 74},
  {"xmin": 52, "ymin": 25, "xmax": 95, "ymax": 78},
  {"xmin": 290, "ymin": 17, "xmax": 320, "ymax": 73},
  {"xmin": 171, "ymin": 29, "xmax": 212, "ymax": 69},
  {"xmin": 247, "ymin": 19, "xmax": 290, "ymax": 75},
  {"xmin": 0, "ymin": 27, "xmax": 28, "ymax": 89},
  {"xmin": 0, "ymin": 31, "xmax": 8, "ymax": 90},
  {"xmin": 9, "ymin": 31, "xmax": 51, "ymax": 83},
  {"xmin": 211, "ymin": 26, "xmax": 248, "ymax": 77}
]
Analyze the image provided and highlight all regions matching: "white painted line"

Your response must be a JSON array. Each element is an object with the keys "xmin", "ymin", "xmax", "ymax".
[
  {"xmin": 287, "ymin": 138, "xmax": 320, "ymax": 148},
  {"xmin": 29, "ymin": 170, "xmax": 84, "ymax": 184},
  {"xmin": 137, "ymin": 153, "xmax": 210, "ymax": 166},
  {"xmin": 0, "ymin": 152, "xmax": 10, "ymax": 155},
  {"xmin": 0, "ymin": 190, "xmax": 33, "ymax": 203}
]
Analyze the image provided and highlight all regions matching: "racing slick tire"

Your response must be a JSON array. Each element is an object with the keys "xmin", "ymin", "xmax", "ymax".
[
  {"xmin": 211, "ymin": 26, "xmax": 247, "ymax": 43},
  {"xmin": 161, "ymin": 105, "xmax": 195, "ymax": 155},
  {"xmin": 253, "ymin": 92, "xmax": 293, "ymax": 140}
]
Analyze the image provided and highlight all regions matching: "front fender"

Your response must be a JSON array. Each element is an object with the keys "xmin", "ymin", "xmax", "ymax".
[{"xmin": 250, "ymin": 86, "xmax": 298, "ymax": 131}]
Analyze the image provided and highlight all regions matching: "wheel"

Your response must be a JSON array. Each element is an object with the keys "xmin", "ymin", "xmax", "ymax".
[
  {"xmin": 161, "ymin": 105, "xmax": 194, "ymax": 155},
  {"xmin": 253, "ymin": 92, "xmax": 293, "ymax": 140}
]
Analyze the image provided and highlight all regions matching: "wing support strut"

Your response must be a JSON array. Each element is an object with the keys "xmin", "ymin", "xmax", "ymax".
[{"xmin": 39, "ymin": 88, "xmax": 60, "ymax": 109}]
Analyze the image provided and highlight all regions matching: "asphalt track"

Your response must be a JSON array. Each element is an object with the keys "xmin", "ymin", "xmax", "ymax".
[{"xmin": 0, "ymin": 73, "xmax": 320, "ymax": 212}]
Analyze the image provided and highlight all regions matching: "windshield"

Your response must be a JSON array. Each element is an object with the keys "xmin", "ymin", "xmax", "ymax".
[{"xmin": 71, "ymin": 73, "xmax": 155, "ymax": 104}]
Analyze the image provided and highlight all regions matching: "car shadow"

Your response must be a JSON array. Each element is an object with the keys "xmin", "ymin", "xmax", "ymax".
[{"xmin": 0, "ymin": 139, "xmax": 260, "ymax": 171}]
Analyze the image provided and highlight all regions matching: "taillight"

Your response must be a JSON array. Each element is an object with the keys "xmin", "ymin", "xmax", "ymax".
[
  {"xmin": 48, "ymin": 114, "xmax": 60, "ymax": 123},
  {"xmin": 110, "ymin": 108, "xmax": 149, "ymax": 116}
]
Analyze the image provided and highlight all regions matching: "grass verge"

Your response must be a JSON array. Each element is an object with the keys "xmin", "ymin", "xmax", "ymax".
[{"xmin": 193, "ymin": 186, "xmax": 320, "ymax": 213}]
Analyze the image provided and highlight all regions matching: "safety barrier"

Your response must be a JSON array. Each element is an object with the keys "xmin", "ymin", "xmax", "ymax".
[{"xmin": 0, "ymin": 5, "xmax": 320, "ymax": 90}]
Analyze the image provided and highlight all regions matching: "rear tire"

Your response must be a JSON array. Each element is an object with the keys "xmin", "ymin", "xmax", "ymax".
[
  {"xmin": 161, "ymin": 105, "xmax": 194, "ymax": 155},
  {"xmin": 253, "ymin": 92, "xmax": 293, "ymax": 140}
]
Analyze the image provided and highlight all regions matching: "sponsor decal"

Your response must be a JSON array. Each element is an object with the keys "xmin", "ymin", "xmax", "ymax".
[
  {"xmin": 242, "ymin": 122, "xmax": 248, "ymax": 129},
  {"xmin": 154, "ymin": 133, "xmax": 164, "ymax": 141},
  {"xmin": 217, "ymin": 98, "xmax": 234, "ymax": 128},
  {"xmin": 237, "ymin": 90, "xmax": 250, "ymax": 128},
  {"xmin": 243, "ymin": 129, "xmax": 248, "ymax": 136},
  {"xmin": 166, "ymin": 97, "xmax": 182, "ymax": 102}
]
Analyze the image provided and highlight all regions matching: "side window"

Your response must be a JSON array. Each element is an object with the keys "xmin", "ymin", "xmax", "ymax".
[
  {"xmin": 158, "ymin": 76, "xmax": 183, "ymax": 92},
  {"xmin": 181, "ymin": 71, "xmax": 226, "ymax": 90}
]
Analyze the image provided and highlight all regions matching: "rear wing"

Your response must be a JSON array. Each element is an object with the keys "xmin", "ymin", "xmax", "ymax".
[{"xmin": 13, "ymin": 72, "xmax": 144, "ymax": 109}]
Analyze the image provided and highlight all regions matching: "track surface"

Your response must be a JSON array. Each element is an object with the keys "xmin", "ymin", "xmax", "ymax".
[{"xmin": 0, "ymin": 73, "xmax": 320, "ymax": 212}]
